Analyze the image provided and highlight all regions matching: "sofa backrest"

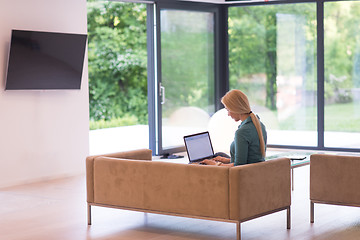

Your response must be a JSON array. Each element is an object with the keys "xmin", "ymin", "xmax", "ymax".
[
  {"xmin": 87, "ymin": 151, "xmax": 291, "ymax": 222},
  {"xmin": 89, "ymin": 156, "xmax": 230, "ymax": 219},
  {"xmin": 310, "ymin": 154, "xmax": 360, "ymax": 205}
]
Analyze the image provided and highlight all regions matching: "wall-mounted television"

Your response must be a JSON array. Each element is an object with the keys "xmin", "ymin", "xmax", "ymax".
[{"xmin": 5, "ymin": 29, "xmax": 87, "ymax": 90}]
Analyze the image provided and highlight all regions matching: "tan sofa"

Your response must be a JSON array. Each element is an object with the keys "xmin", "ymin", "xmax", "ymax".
[
  {"xmin": 310, "ymin": 154, "xmax": 360, "ymax": 223},
  {"xmin": 86, "ymin": 149, "xmax": 291, "ymax": 240}
]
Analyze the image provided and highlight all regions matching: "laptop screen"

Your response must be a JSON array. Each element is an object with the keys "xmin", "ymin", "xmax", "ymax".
[{"xmin": 184, "ymin": 131, "xmax": 214, "ymax": 162}]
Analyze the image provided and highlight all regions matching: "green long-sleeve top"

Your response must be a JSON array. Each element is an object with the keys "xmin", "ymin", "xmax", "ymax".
[{"xmin": 230, "ymin": 115, "xmax": 267, "ymax": 166}]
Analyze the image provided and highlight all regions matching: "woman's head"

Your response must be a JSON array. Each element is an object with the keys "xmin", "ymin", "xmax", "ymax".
[
  {"xmin": 221, "ymin": 89, "xmax": 251, "ymax": 115},
  {"xmin": 221, "ymin": 89, "xmax": 266, "ymax": 158}
]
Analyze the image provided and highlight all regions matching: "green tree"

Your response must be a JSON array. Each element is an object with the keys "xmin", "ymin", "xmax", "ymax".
[
  {"xmin": 87, "ymin": 1, "xmax": 148, "ymax": 125},
  {"xmin": 324, "ymin": 2, "xmax": 360, "ymax": 103},
  {"xmin": 228, "ymin": 4, "xmax": 316, "ymax": 108},
  {"xmin": 161, "ymin": 25, "xmax": 215, "ymax": 115},
  {"xmin": 265, "ymin": 11, "xmax": 277, "ymax": 110}
]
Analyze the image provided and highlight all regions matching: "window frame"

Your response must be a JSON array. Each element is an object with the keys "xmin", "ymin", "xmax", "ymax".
[
  {"xmin": 148, "ymin": 1, "xmax": 228, "ymax": 155},
  {"xmin": 107, "ymin": 0, "xmax": 360, "ymax": 154}
]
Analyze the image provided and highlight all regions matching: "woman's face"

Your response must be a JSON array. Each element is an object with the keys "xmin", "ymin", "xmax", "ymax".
[{"xmin": 226, "ymin": 108, "xmax": 241, "ymax": 122}]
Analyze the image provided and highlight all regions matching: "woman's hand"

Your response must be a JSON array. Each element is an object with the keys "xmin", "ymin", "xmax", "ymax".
[
  {"xmin": 200, "ymin": 159, "xmax": 217, "ymax": 165},
  {"xmin": 213, "ymin": 156, "xmax": 230, "ymax": 163}
]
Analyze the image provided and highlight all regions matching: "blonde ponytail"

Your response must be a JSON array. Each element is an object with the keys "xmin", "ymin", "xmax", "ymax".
[{"xmin": 249, "ymin": 112, "xmax": 266, "ymax": 158}]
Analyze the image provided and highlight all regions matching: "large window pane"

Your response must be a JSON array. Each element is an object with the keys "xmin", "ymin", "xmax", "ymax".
[
  {"xmin": 324, "ymin": 1, "xmax": 360, "ymax": 148},
  {"xmin": 160, "ymin": 9, "xmax": 215, "ymax": 150},
  {"xmin": 87, "ymin": 1, "xmax": 148, "ymax": 154},
  {"xmin": 228, "ymin": 3, "xmax": 317, "ymax": 147}
]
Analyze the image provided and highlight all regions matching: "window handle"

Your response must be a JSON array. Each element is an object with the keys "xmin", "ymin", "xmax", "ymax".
[{"xmin": 160, "ymin": 83, "xmax": 165, "ymax": 105}]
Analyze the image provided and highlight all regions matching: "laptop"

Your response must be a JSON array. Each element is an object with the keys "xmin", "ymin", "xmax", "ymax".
[{"xmin": 183, "ymin": 131, "xmax": 215, "ymax": 163}]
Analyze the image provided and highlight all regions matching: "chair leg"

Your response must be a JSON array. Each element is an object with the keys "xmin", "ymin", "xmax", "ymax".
[
  {"xmin": 236, "ymin": 222, "xmax": 241, "ymax": 240},
  {"xmin": 144, "ymin": 212, "xmax": 148, "ymax": 225},
  {"xmin": 310, "ymin": 201, "xmax": 314, "ymax": 223},
  {"xmin": 287, "ymin": 206, "xmax": 291, "ymax": 229},
  {"xmin": 291, "ymin": 168, "xmax": 294, "ymax": 191},
  {"xmin": 88, "ymin": 203, "xmax": 92, "ymax": 225}
]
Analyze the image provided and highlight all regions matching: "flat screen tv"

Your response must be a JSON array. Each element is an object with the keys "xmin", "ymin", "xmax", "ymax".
[{"xmin": 5, "ymin": 29, "xmax": 87, "ymax": 90}]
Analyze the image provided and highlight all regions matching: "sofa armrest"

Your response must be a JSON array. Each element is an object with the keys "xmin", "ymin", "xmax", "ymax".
[
  {"xmin": 310, "ymin": 154, "xmax": 360, "ymax": 205},
  {"xmin": 86, "ymin": 149, "xmax": 152, "ymax": 203},
  {"xmin": 229, "ymin": 158, "xmax": 291, "ymax": 221},
  {"xmin": 95, "ymin": 149, "xmax": 152, "ymax": 161}
]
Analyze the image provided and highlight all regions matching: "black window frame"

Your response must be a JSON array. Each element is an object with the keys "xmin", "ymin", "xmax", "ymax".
[{"xmin": 147, "ymin": 0, "xmax": 228, "ymax": 155}]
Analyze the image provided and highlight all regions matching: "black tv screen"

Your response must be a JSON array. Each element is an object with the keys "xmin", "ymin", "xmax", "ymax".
[{"xmin": 5, "ymin": 30, "xmax": 87, "ymax": 90}]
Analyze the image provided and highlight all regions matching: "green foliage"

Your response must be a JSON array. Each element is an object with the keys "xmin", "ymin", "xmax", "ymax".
[
  {"xmin": 87, "ymin": 1, "xmax": 148, "ymax": 125},
  {"xmin": 160, "ymin": 12, "xmax": 215, "ymax": 116},
  {"xmin": 229, "ymin": 4, "xmax": 317, "ymax": 107},
  {"xmin": 86, "ymin": 1, "xmax": 360, "ymax": 134},
  {"xmin": 89, "ymin": 115, "xmax": 138, "ymax": 130},
  {"xmin": 265, "ymin": 11, "xmax": 277, "ymax": 110},
  {"xmin": 324, "ymin": 103, "xmax": 360, "ymax": 131},
  {"xmin": 229, "ymin": 1, "xmax": 360, "ymax": 115},
  {"xmin": 323, "ymin": 1, "xmax": 360, "ymax": 104},
  {"xmin": 277, "ymin": 102, "xmax": 360, "ymax": 132}
]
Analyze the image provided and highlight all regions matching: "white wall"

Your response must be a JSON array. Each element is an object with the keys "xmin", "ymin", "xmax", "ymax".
[{"xmin": 0, "ymin": 0, "xmax": 89, "ymax": 188}]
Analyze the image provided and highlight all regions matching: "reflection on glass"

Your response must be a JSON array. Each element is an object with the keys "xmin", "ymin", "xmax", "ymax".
[
  {"xmin": 324, "ymin": 1, "xmax": 360, "ymax": 148},
  {"xmin": 228, "ymin": 3, "xmax": 317, "ymax": 147},
  {"xmin": 160, "ymin": 10, "xmax": 215, "ymax": 149}
]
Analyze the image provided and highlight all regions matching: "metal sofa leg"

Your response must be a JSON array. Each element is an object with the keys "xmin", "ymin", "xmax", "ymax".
[
  {"xmin": 310, "ymin": 201, "xmax": 314, "ymax": 223},
  {"xmin": 287, "ymin": 206, "xmax": 291, "ymax": 229},
  {"xmin": 236, "ymin": 222, "xmax": 241, "ymax": 240},
  {"xmin": 88, "ymin": 203, "xmax": 92, "ymax": 225}
]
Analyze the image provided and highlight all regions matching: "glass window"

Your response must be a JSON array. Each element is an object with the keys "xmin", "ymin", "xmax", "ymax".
[
  {"xmin": 87, "ymin": 1, "xmax": 148, "ymax": 154},
  {"xmin": 228, "ymin": 3, "xmax": 317, "ymax": 147},
  {"xmin": 160, "ymin": 9, "xmax": 215, "ymax": 150},
  {"xmin": 324, "ymin": 1, "xmax": 360, "ymax": 148}
]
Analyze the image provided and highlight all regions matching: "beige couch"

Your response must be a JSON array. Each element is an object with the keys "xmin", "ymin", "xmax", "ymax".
[
  {"xmin": 310, "ymin": 154, "xmax": 360, "ymax": 223},
  {"xmin": 86, "ymin": 149, "xmax": 291, "ymax": 240}
]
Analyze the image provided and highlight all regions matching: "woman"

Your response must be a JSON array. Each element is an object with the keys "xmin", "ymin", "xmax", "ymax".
[{"xmin": 201, "ymin": 89, "xmax": 267, "ymax": 166}]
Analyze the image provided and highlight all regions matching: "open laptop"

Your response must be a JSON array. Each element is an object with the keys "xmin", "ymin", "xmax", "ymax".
[{"xmin": 183, "ymin": 131, "xmax": 215, "ymax": 163}]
